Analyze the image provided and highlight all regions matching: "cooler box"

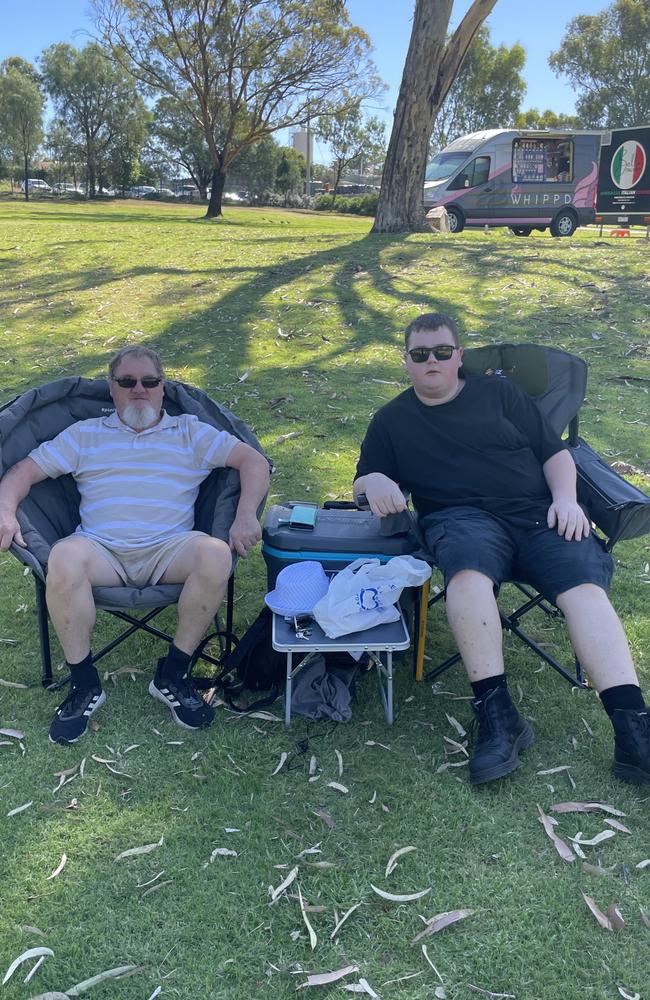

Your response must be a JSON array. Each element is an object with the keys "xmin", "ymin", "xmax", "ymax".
[{"xmin": 262, "ymin": 503, "xmax": 419, "ymax": 587}]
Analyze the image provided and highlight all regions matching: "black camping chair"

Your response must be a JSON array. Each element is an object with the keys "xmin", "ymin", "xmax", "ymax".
[
  {"xmin": 0, "ymin": 377, "xmax": 271, "ymax": 687},
  {"xmin": 417, "ymin": 343, "xmax": 650, "ymax": 688}
]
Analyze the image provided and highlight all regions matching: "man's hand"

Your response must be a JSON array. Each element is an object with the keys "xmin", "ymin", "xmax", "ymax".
[
  {"xmin": 358, "ymin": 473, "xmax": 407, "ymax": 518},
  {"xmin": 0, "ymin": 511, "xmax": 25, "ymax": 551},
  {"xmin": 547, "ymin": 499, "xmax": 590, "ymax": 541},
  {"xmin": 229, "ymin": 511, "xmax": 262, "ymax": 557}
]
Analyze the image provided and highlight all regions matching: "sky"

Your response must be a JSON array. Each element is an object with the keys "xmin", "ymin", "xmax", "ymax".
[{"xmin": 0, "ymin": 0, "xmax": 610, "ymax": 163}]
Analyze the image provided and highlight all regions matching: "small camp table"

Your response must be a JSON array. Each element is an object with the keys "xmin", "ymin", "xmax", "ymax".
[{"xmin": 271, "ymin": 610, "xmax": 410, "ymax": 726}]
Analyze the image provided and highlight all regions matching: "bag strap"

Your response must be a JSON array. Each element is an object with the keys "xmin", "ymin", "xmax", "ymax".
[{"xmin": 187, "ymin": 630, "xmax": 283, "ymax": 715}]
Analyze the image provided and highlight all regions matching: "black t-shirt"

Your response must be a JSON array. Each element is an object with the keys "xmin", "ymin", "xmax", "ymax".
[{"xmin": 355, "ymin": 376, "xmax": 567, "ymax": 527}]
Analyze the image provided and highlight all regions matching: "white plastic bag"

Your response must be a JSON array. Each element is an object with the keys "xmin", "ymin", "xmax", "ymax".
[{"xmin": 313, "ymin": 555, "xmax": 431, "ymax": 639}]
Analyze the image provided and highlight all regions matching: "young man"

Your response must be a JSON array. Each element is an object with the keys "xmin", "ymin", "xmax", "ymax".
[
  {"xmin": 0, "ymin": 346, "xmax": 270, "ymax": 744},
  {"xmin": 354, "ymin": 312, "xmax": 649, "ymax": 786}
]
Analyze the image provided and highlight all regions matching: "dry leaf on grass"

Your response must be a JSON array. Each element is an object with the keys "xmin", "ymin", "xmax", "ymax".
[
  {"xmin": 550, "ymin": 801, "xmax": 626, "ymax": 817},
  {"xmin": 297, "ymin": 883, "xmax": 317, "ymax": 950},
  {"xmin": 19, "ymin": 926, "xmax": 45, "ymax": 937},
  {"xmin": 617, "ymin": 989, "xmax": 641, "ymax": 1000},
  {"xmin": 537, "ymin": 806, "xmax": 576, "ymax": 862},
  {"xmin": 445, "ymin": 713, "xmax": 466, "ymax": 737},
  {"xmin": 604, "ymin": 819, "xmax": 632, "ymax": 834},
  {"xmin": 146, "ymin": 989, "xmax": 163, "ymax": 1000},
  {"xmin": 467, "ymin": 987, "xmax": 516, "ymax": 998},
  {"xmin": 327, "ymin": 781, "xmax": 348, "ymax": 793},
  {"xmin": 7, "ymin": 801, "xmax": 33, "ymax": 818},
  {"xmin": 206, "ymin": 847, "xmax": 238, "ymax": 864},
  {"xmin": 275, "ymin": 431, "xmax": 303, "ymax": 445},
  {"xmin": 0, "ymin": 727, "xmax": 25, "ymax": 739},
  {"xmin": 269, "ymin": 865, "xmax": 298, "ymax": 904},
  {"xmin": 296, "ymin": 844, "xmax": 321, "ymax": 859},
  {"xmin": 371, "ymin": 885, "xmax": 430, "ymax": 903},
  {"xmin": 3, "ymin": 948, "xmax": 54, "ymax": 985},
  {"xmin": 569, "ymin": 830, "xmax": 616, "ymax": 847},
  {"xmin": 582, "ymin": 862, "xmax": 617, "ymax": 876},
  {"xmin": 0, "ymin": 678, "xmax": 28, "ymax": 688},
  {"xmin": 635, "ymin": 859, "xmax": 650, "ymax": 869},
  {"xmin": 640, "ymin": 908, "xmax": 650, "ymax": 929},
  {"xmin": 385, "ymin": 846, "xmax": 416, "ymax": 877},
  {"xmin": 537, "ymin": 765, "xmax": 572, "ymax": 775},
  {"xmin": 331, "ymin": 902, "xmax": 362, "ymax": 939},
  {"xmin": 114, "ymin": 835, "xmax": 163, "ymax": 861},
  {"xmin": 65, "ymin": 964, "xmax": 142, "ymax": 994},
  {"xmin": 312, "ymin": 807, "xmax": 335, "ymax": 828},
  {"xmin": 46, "ymin": 854, "xmax": 67, "ymax": 880},
  {"xmin": 411, "ymin": 909, "xmax": 475, "ymax": 944},
  {"xmin": 335, "ymin": 749, "xmax": 343, "ymax": 776},
  {"xmin": 141, "ymin": 880, "xmax": 173, "ymax": 899},
  {"xmin": 26, "ymin": 993, "xmax": 69, "ymax": 999},
  {"xmin": 582, "ymin": 892, "xmax": 613, "ymax": 930},
  {"xmin": 271, "ymin": 752, "xmax": 288, "ymax": 775},
  {"xmin": 607, "ymin": 903, "xmax": 625, "ymax": 930},
  {"xmin": 435, "ymin": 760, "xmax": 468, "ymax": 773},
  {"xmin": 298, "ymin": 965, "xmax": 359, "ymax": 988},
  {"xmin": 343, "ymin": 979, "xmax": 380, "ymax": 997}
]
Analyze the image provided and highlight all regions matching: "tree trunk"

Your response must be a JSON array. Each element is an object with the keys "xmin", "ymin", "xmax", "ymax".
[
  {"xmin": 205, "ymin": 168, "xmax": 226, "ymax": 218},
  {"xmin": 23, "ymin": 154, "xmax": 29, "ymax": 202},
  {"xmin": 372, "ymin": 0, "xmax": 498, "ymax": 234}
]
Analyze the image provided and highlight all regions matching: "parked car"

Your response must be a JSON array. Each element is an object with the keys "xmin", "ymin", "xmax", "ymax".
[
  {"xmin": 20, "ymin": 179, "xmax": 52, "ymax": 193},
  {"xmin": 126, "ymin": 185, "xmax": 157, "ymax": 198},
  {"xmin": 52, "ymin": 183, "xmax": 82, "ymax": 195}
]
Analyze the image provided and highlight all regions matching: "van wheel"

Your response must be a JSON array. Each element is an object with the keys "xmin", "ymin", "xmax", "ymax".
[
  {"xmin": 550, "ymin": 210, "xmax": 577, "ymax": 237},
  {"xmin": 447, "ymin": 207, "xmax": 464, "ymax": 233},
  {"xmin": 510, "ymin": 226, "xmax": 532, "ymax": 236}
]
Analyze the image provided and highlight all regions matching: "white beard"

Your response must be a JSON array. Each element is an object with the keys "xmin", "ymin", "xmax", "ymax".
[{"xmin": 122, "ymin": 402, "xmax": 159, "ymax": 430}]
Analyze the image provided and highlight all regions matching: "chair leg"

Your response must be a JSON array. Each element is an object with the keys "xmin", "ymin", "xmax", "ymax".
[{"xmin": 34, "ymin": 574, "xmax": 53, "ymax": 687}]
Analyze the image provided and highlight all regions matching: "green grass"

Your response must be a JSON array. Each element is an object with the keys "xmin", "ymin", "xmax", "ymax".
[{"xmin": 0, "ymin": 200, "xmax": 649, "ymax": 1000}]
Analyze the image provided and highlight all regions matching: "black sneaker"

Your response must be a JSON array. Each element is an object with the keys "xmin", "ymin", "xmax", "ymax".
[
  {"xmin": 49, "ymin": 686, "xmax": 106, "ymax": 744},
  {"xmin": 612, "ymin": 709, "xmax": 650, "ymax": 785},
  {"xmin": 149, "ymin": 659, "xmax": 215, "ymax": 730},
  {"xmin": 469, "ymin": 685, "xmax": 534, "ymax": 785}
]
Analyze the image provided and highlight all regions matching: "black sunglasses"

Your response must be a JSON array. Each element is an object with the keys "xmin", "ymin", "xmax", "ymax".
[
  {"xmin": 407, "ymin": 345, "xmax": 457, "ymax": 363},
  {"xmin": 113, "ymin": 376, "xmax": 163, "ymax": 389}
]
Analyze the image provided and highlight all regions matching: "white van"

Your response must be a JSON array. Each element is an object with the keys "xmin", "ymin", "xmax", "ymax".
[{"xmin": 424, "ymin": 129, "xmax": 603, "ymax": 236}]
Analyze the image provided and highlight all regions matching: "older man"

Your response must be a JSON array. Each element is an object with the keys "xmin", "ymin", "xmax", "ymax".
[
  {"xmin": 0, "ymin": 346, "xmax": 270, "ymax": 744},
  {"xmin": 354, "ymin": 312, "xmax": 649, "ymax": 786}
]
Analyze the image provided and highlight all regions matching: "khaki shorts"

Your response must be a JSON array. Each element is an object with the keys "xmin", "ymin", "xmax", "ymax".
[{"xmin": 73, "ymin": 530, "xmax": 208, "ymax": 588}]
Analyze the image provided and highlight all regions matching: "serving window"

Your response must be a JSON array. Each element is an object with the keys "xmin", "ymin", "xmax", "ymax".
[{"xmin": 512, "ymin": 139, "xmax": 573, "ymax": 183}]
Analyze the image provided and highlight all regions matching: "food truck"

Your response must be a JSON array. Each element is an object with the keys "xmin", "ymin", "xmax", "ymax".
[
  {"xmin": 595, "ymin": 126, "xmax": 650, "ymax": 229},
  {"xmin": 424, "ymin": 128, "xmax": 602, "ymax": 236}
]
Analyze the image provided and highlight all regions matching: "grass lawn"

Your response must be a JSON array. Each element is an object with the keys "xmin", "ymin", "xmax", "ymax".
[{"xmin": 0, "ymin": 199, "xmax": 649, "ymax": 1000}]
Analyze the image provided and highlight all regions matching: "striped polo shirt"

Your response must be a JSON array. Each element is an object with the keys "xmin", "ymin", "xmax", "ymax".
[{"xmin": 29, "ymin": 410, "xmax": 239, "ymax": 550}]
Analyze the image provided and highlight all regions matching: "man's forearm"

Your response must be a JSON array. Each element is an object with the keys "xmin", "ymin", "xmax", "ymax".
[
  {"xmin": 543, "ymin": 449, "xmax": 578, "ymax": 502},
  {"xmin": 234, "ymin": 452, "xmax": 270, "ymax": 516},
  {"xmin": 0, "ymin": 458, "xmax": 46, "ymax": 513}
]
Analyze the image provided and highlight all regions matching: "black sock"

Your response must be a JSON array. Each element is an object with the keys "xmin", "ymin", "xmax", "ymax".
[
  {"xmin": 471, "ymin": 674, "xmax": 508, "ymax": 700},
  {"xmin": 67, "ymin": 653, "xmax": 100, "ymax": 689},
  {"xmin": 160, "ymin": 643, "xmax": 192, "ymax": 679},
  {"xmin": 600, "ymin": 684, "xmax": 646, "ymax": 717}
]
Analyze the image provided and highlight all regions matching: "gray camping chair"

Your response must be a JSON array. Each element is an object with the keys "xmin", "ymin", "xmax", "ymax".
[
  {"xmin": 415, "ymin": 343, "xmax": 650, "ymax": 687},
  {"xmin": 0, "ymin": 377, "xmax": 270, "ymax": 686}
]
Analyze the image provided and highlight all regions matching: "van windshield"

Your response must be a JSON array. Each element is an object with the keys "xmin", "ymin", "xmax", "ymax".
[{"xmin": 425, "ymin": 152, "xmax": 471, "ymax": 182}]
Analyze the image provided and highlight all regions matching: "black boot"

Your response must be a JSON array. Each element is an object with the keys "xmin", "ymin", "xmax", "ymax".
[
  {"xmin": 611, "ymin": 709, "xmax": 650, "ymax": 785},
  {"xmin": 469, "ymin": 686, "xmax": 534, "ymax": 785}
]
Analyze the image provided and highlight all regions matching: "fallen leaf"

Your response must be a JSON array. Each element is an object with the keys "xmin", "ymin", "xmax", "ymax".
[
  {"xmin": 635, "ymin": 859, "xmax": 650, "ymax": 869},
  {"xmin": 537, "ymin": 765, "xmax": 572, "ymax": 775},
  {"xmin": 269, "ymin": 865, "xmax": 298, "ymax": 904},
  {"xmin": 298, "ymin": 965, "xmax": 359, "ymax": 988},
  {"xmin": 582, "ymin": 892, "xmax": 613, "ymax": 930},
  {"xmin": 114, "ymin": 836, "xmax": 163, "ymax": 861},
  {"xmin": 607, "ymin": 903, "xmax": 625, "ymax": 930},
  {"xmin": 411, "ymin": 908, "xmax": 476, "ymax": 943},
  {"xmin": 537, "ymin": 806, "xmax": 576, "ymax": 863},
  {"xmin": 0, "ymin": 678, "xmax": 28, "ymax": 688},
  {"xmin": 604, "ymin": 819, "xmax": 632, "ymax": 834},
  {"xmin": 271, "ymin": 751, "xmax": 288, "ymax": 775},
  {"xmin": 371, "ymin": 884, "xmax": 431, "ymax": 902},
  {"xmin": 467, "ymin": 987, "xmax": 516, "ymax": 998},
  {"xmin": 275, "ymin": 431, "xmax": 303, "ymax": 445},
  {"xmin": 46, "ymin": 854, "xmax": 67, "ymax": 880},
  {"xmin": 146, "ymin": 989, "xmax": 163, "ymax": 1000},
  {"xmin": 19, "ymin": 926, "xmax": 45, "ymax": 937},
  {"xmin": 312, "ymin": 807, "xmax": 335, "ymax": 828},
  {"xmin": 25, "ymin": 993, "xmax": 69, "ymax": 999},
  {"xmin": 3, "ymin": 948, "xmax": 54, "ymax": 985},
  {"xmin": 297, "ymin": 883, "xmax": 317, "ymax": 950},
  {"xmin": 237, "ymin": 368, "xmax": 252, "ymax": 382},
  {"xmin": 331, "ymin": 902, "xmax": 362, "ymax": 939},
  {"xmin": 618, "ymin": 989, "xmax": 641, "ymax": 1000},
  {"xmin": 445, "ymin": 713, "xmax": 466, "ymax": 737},
  {"xmin": 569, "ymin": 830, "xmax": 616, "ymax": 847},
  {"xmin": 0, "ymin": 727, "xmax": 25, "ymax": 739},
  {"xmin": 7, "ymin": 801, "xmax": 33, "ymax": 818},
  {"xmin": 335, "ymin": 749, "xmax": 343, "ymax": 776},
  {"xmin": 550, "ymin": 801, "xmax": 626, "ymax": 817},
  {"xmin": 65, "ymin": 964, "xmax": 141, "ymax": 994},
  {"xmin": 385, "ymin": 846, "xmax": 416, "ymax": 877},
  {"xmin": 640, "ymin": 908, "xmax": 650, "ymax": 929},
  {"xmin": 206, "ymin": 847, "xmax": 238, "ymax": 863},
  {"xmin": 344, "ymin": 979, "xmax": 380, "ymax": 997},
  {"xmin": 141, "ymin": 880, "xmax": 173, "ymax": 898}
]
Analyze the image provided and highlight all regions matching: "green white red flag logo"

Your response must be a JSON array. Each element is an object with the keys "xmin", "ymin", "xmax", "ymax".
[{"xmin": 611, "ymin": 140, "xmax": 646, "ymax": 189}]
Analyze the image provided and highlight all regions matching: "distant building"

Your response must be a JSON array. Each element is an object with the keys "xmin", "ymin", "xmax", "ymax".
[{"xmin": 292, "ymin": 129, "xmax": 313, "ymax": 162}]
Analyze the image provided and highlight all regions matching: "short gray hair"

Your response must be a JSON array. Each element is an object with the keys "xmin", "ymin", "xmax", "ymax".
[{"xmin": 108, "ymin": 345, "xmax": 164, "ymax": 380}]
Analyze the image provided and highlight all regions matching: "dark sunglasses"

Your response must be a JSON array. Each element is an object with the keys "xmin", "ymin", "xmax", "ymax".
[
  {"xmin": 407, "ymin": 345, "xmax": 457, "ymax": 363},
  {"xmin": 113, "ymin": 376, "xmax": 163, "ymax": 389}
]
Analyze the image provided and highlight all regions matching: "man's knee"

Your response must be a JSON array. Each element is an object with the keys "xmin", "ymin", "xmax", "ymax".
[
  {"xmin": 47, "ymin": 538, "xmax": 92, "ymax": 590},
  {"xmin": 447, "ymin": 569, "xmax": 496, "ymax": 594},
  {"xmin": 555, "ymin": 582, "xmax": 613, "ymax": 613},
  {"xmin": 190, "ymin": 536, "xmax": 232, "ymax": 582}
]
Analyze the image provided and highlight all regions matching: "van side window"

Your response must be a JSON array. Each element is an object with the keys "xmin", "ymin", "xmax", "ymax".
[
  {"xmin": 512, "ymin": 139, "xmax": 573, "ymax": 182},
  {"xmin": 448, "ymin": 156, "xmax": 491, "ymax": 190}
]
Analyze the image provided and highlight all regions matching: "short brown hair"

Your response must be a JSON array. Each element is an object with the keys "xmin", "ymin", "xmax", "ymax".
[
  {"xmin": 404, "ymin": 312, "xmax": 460, "ymax": 349},
  {"xmin": 108, "ymin": 345, "xmax": 164, "ymax": 380}
]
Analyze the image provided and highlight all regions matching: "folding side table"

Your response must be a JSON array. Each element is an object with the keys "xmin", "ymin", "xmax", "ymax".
[{"xmin": 272, "ymin": 611, "xmax": 411, "ymax": 726}]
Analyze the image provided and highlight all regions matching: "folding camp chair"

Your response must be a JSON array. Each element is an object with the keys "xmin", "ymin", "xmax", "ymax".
[
  {"xmin": 416, "ymin": 343, "xmax": 650, "ymax": 688},
  {"xmin": 0, "ymin": 376, "xmax": 270, "ymax": 687}
]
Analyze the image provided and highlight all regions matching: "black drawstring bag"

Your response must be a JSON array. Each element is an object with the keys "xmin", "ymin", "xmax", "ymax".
[{"xmin": 190, "ymin": 606, "xmax": 287, "ymax": 712}]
